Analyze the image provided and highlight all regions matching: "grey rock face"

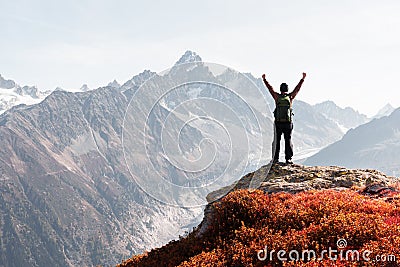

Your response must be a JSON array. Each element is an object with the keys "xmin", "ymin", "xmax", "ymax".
[
  {"xmin": 0, "ymin": 74, "xmax": 16, "ymax": 89},
  {"xmin": 239, "ymin": 163, "xmax": 393, "ymax": 194},
  {"xmin": 175, "ymin": 50, "xmax": 202, "ymax": 65},
  {"xmin": 121, "ymin": 70, "xmax": 156, "ymax": 92},
  {"xmin": 14, "ymin": 85, "xmax": 41, "ymax": 98},
  {"xmin": 313, "ymin": 100, "xmax": 369, "ymax": 130},
  {"xmin": 80, "ymin": 84, "xmax": 90, "ymax": 92}
]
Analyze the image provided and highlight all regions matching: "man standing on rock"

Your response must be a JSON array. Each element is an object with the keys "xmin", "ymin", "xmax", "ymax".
[{"xmin": 262, "ymin": 72, "xmax": 306, "ymax": 164}]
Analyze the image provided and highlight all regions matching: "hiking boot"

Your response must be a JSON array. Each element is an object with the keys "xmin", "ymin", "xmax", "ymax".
[
  {"xmin": 286, "ymin": 159, "xmax": 293, "ymax": 165},
  {"xmin": 272, "ymin": 158, "xmax": 279, "ymax": 164}
]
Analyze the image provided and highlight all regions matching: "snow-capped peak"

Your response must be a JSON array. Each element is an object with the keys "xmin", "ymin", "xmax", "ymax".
[
  {"xmin": 0, "ymin": 77, "xmax": 47, "ymax": 114},
  {"xmin": 15, "ymin": 85, "xmax": 40, "ymax": 99},
  {"xmin": 174, "ymin": 50, "xmax": 202, "ymax": 65},
  {"xmin": 0, "ymin": 74, "xmax": 51, "ymax": 114},
  {"xmin": 373, "ymin": 103, "xmax": 395, "ymax": 119}
]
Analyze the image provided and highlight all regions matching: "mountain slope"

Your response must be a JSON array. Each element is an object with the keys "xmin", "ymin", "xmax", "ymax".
[
  {"xmin": 304, "ymin": 108, "xmax": 400, "ymax": 176},
  {"xmin": 1, "ymin": 88, "xmax": 132, "ymax": 266}
]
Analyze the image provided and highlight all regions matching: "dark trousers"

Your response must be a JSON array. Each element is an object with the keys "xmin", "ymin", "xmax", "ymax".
[{"xmin": 272, "ymin": 122, "xmax": 293, "ymax": 160}]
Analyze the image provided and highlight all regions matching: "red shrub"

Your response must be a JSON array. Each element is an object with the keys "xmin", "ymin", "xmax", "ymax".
[{"xmin": 119, "ymin": 188, "xmax": 400, "ymax": 267}]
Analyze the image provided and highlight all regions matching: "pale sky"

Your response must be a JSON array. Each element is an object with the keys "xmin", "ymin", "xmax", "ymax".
[{"xmin": 1, "ymin": 0, "xmax": 400, "ymax": 116}]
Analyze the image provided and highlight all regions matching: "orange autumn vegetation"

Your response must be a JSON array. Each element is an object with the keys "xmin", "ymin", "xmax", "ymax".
[{"xmin": 119, "ymin": 187, "xmax": 400, "ymax": 267}]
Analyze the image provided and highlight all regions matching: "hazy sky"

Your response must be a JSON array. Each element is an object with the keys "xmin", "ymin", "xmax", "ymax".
[{"xmin": 1, "ymin": 0, "xmax": 400, "ymax": 116}]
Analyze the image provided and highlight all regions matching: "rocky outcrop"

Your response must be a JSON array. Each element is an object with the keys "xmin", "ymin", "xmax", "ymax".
[
  {"xmin": 202, "ymin": 163, "xmax": 397, "ymax": 236},
  {"xmin": 207, "ymin": 163, "xmax": 395, "ymax": 202}
]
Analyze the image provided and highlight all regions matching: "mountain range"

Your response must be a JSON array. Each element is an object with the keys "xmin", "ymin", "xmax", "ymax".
[
  {"xmin": 0, "ymin": 74, "xmax": 51, "ymax": 114},
  {"xmin": 313, "ymin": 100, "xmax": 369, "ymax": 131},
  {"xmin": 0, "ymin": 51, "xmax": 398, "ymax": 266},
  {"xmin": 0, "ymin": 62, "xmax": 206, "ymax": 265},
  {"xmin": 1, "ymin": 71, "xmax": 394, "ymax": 165},
  {"xmin": 305, "ymin": 107, "xmax": 400, "ymax": 176},
  {"xmin": 0, "ymin": 75, "xmax": 122, "ymax": 114}
]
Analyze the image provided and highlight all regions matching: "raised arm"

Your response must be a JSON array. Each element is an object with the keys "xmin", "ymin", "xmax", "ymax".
[
  {"xmin": 262, "ymin": 74, "xmax": 278, "ymax": 101},
  {"xmin": 289, "ymin": 72, "xmax": 306, "ymax": 100}
]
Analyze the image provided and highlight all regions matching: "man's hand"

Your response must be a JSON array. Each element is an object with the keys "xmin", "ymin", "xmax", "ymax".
[
  {"xmin": 262, "ymin": 74, "xmax": 266, "ymax": 80},
  {"xmin": 302, "ymin": 72, "xmax": 307, "ymax": 79}
]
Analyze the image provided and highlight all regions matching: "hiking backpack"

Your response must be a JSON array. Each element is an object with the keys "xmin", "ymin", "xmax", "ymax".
[{"xmin": 274, "ymin": 94, "xmax": 292, "ymax": 122}]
